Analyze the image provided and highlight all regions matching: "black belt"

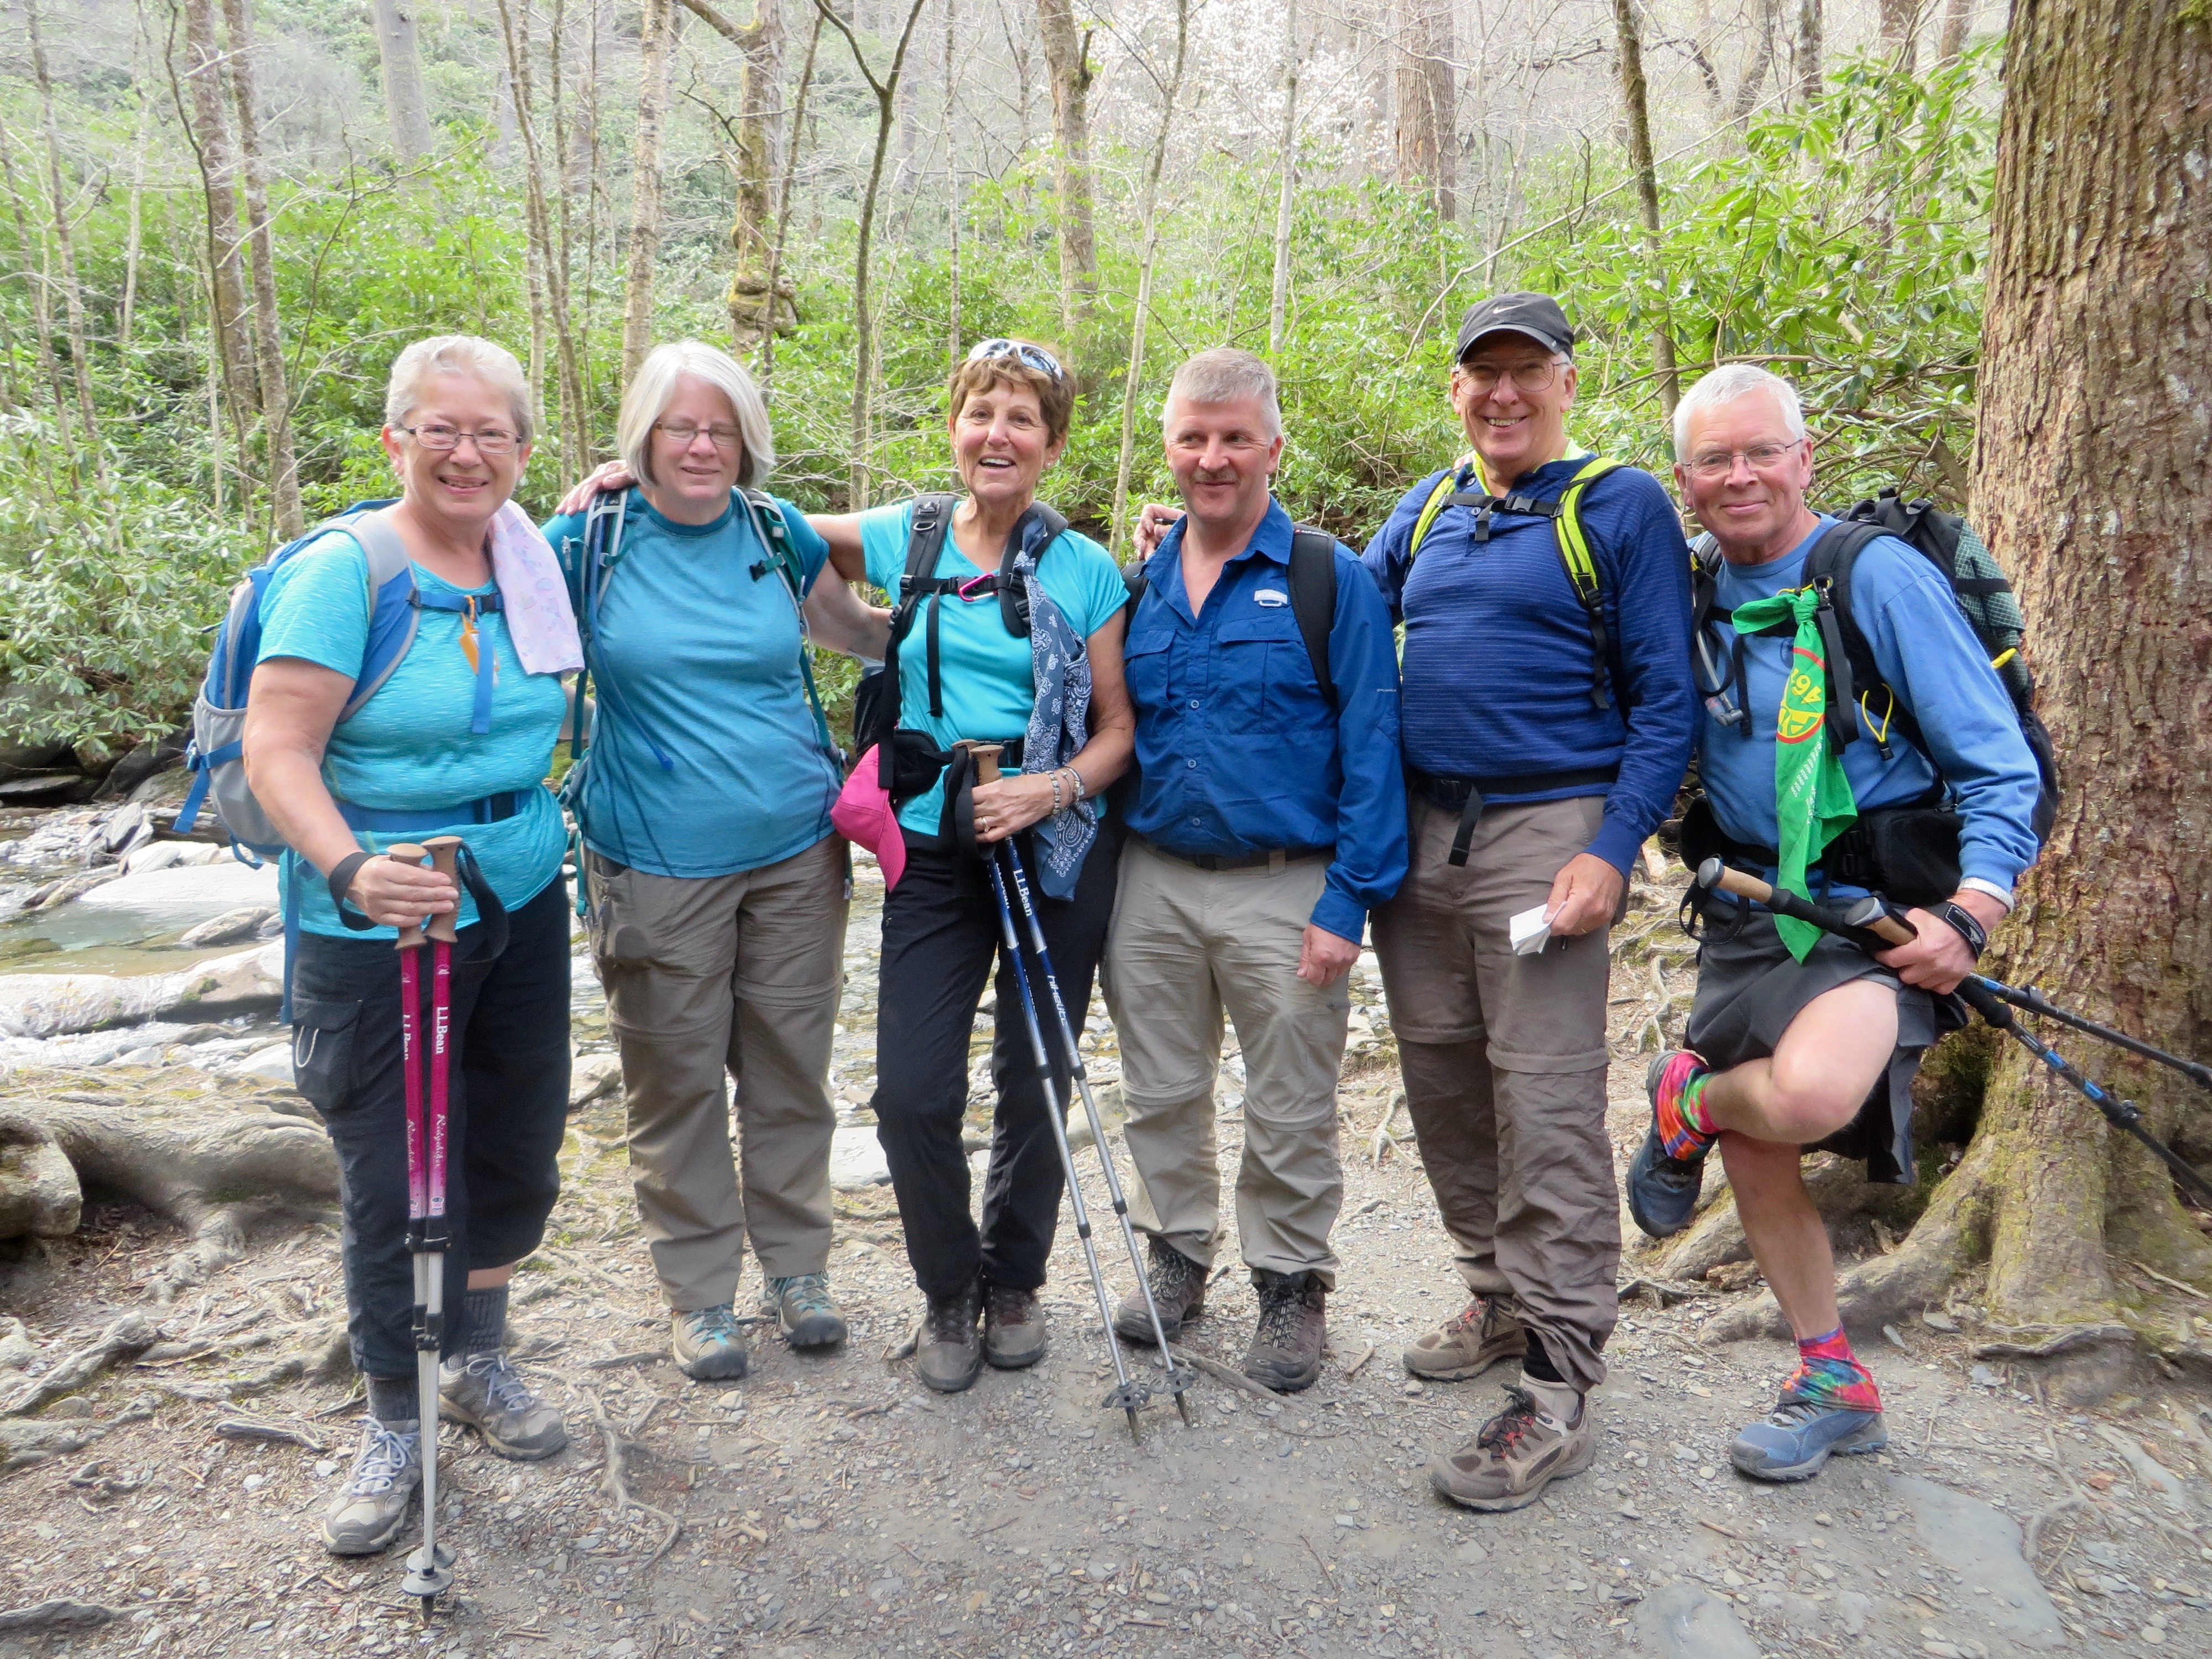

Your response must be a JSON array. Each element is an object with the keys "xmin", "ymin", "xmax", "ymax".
[
  {"xmin": 1139, "ymin": 836, "xmax": 1329, "ymax": 874},
  {"xmin": 1413, "ymin": 766, "xmax": 1619, "ymax": 868}
]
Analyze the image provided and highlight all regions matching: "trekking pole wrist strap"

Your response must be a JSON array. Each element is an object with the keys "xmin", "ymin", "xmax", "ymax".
[
  {"xmin": 328, "ymin": 851, "xmax": 375, "ymax": 925},
  {"xmin": 1934, "ymin": 900, "xmax": 1988, "ymax": 959}
]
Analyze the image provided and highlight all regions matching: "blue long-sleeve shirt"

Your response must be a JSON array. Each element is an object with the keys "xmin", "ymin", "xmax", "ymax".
[
  {"xmin": 1124, "ymin": 500, "xmax": 1409, "ymax": 943},
  {"xmin": 1361, "ymin": 453, "xmax": 1698, "ymax": 875},
  {"xmin": 1696, "ymin": 517, "xmax": 2042, "ymax": 901}
]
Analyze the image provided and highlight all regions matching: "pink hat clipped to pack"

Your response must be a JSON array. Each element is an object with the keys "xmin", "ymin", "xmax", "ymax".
[{"xmin": 831, "ymin": 743, "xmax": 907, "ymax": 890}]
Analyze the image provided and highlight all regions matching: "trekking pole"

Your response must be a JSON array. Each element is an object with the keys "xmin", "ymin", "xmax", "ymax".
[
  {"xmin": 400, "ymin": 837, "xmax": 461, "ymax": 1615},
  {"xmin": 963, "ymin": 744, "xmax": 1157, "ymax": 1442},
  {"xmin": 974, "ymin": 754, "xmax": 1192, "ymax": 1428},
  {"xmin": 1967, "ymin": 978, "xmax": 2212, "ymax": 1095},
  {"xmin": 1694, "ymin": 860, "xmax": 2212, "ymax": 1209}
]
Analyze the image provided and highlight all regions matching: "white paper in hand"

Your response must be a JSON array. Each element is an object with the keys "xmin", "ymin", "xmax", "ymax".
[{"xmin": 1509, "ymin": 902, "xmax": 1559, "ymax": 956}]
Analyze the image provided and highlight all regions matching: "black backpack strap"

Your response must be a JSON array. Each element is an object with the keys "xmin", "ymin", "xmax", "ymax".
[
  {"xmin": 890, "ymin": 492, "xmax": 959, "ymax": 720},
  {"xmin": 995, "ymin": 502, "xmax": 1067, "ymax": 639},
  {"xmin": 1286, "ymin": 526, "xmax": 1339, "ymax": 708},
  {"xmin": 1803, "ymin": 518, "xmax": 1917, "ymax": 759}
]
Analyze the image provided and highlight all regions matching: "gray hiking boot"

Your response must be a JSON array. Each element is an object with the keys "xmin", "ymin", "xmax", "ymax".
[
  {"xmin": 1431, "ymin": 1383, "xmax": 1595, "ymax": 1512},
  {"xmin": 1404, "ymin": 1295, "xmax": 1525, "ymax": 1381},
  {"xmin": 321, "ymin": 1418, "xmax": 421, "ymax": 1556},
  {"xmin": 671, "ymin": 1305, "xmax": 751, "ymax": 1381},
  {"xmin": 761, "ymin": 1273, "xmax": 848, "ymax": 1350},
  {"xmin": 1245, "ymin": 1269, "xmax": 1327, "ymax": 1393},
  {"xmin": 982, "ymin": 1280, "xmax": 1047, "ymax": 1370},
  {"xmin": 438, "ymin": 1352, "xmax": 570, "ymax": 1460},
  {"xmin": 1112, "ymin": 1239, "xmax": 1208, "ymax": 1346},
  {"xmin": 915, "ymin": 1281, "xmax": 984, "ymax": 1394}
]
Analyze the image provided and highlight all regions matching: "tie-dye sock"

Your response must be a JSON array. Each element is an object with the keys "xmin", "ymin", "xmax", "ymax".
[
  {"xmin": 1782, "ymin": 1326, "xmax": 1882, "ymax": 1412},
  {"xmin": 1652, "ymin": 1051, "xmax": 1716, "ymax": 1159}
]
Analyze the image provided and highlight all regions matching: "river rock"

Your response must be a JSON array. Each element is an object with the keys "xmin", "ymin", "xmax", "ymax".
[
  {"xmin": 1894, "ymin": 1473, "xmax": 2065, "ymax": 1648},
  {"xmin": 74, "ymin": 861, "xmax": 279, "ymax": 915},
  {"xmin": 1632, "ymin": 1582, "xmax": 1760, "ymax": 1659},
  {"xmin": 178, "ymin": 909, "xmax": 274, "ymax": 949},
  {"xmin": 831, "ymin": 1124, "xmax": 891, "ymax": 1189},
  {"xmin": 570, "ymin": 1051, "xmax": 622, "ymax": 1109},
  {"xmin": 0, "ymin": 945, "xmax": 282, "ymax": 1040},
  {"xmin": 233, "ymin": 1043, "xmax": 298, "ymax": 1085}
]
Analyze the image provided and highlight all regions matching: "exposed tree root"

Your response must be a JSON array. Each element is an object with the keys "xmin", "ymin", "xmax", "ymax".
[
  {"xmin": 0, "ymin": 1087, "xmax": 337, "ymax": 1297},
  {"xmin": 573, "ymin": 1380, "xmax": 682, "ymax": 1567},
  {"xmin": 0, "ymin": 1313, "xmax": 160, "ymax": 1416},
  {"xmin": 0, "ymin": 1396, "xmax": 156, "ymax": 1477}
]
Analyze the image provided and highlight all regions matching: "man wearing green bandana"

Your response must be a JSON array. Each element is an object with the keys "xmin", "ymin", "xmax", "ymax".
[{"xmin": 1628, "ymin": 365, "xmax": 2042, "ymax": 1485}]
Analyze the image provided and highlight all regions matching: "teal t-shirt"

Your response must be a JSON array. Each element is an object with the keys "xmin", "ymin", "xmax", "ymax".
[
  {"xmin": 256, "ymin": 530, "xmax": 569, "ymax": 939},
  {"xmin": 859, "ymin": 500, "xmax": 1129, "ymax": 836},
  {"xmin": 541, "ymin": 492, "xmax": 842, "ymax": 878}
]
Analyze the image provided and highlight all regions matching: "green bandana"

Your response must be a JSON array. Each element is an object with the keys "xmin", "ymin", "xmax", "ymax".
[{"xmin": 1731, "ymin": 587, "xmax": 1859, "ymax": 961}]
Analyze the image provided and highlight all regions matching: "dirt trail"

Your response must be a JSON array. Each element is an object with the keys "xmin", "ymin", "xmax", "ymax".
[{"xmin": 2, "ymin": 861, "xmax": 2210, "ymax": 1659}]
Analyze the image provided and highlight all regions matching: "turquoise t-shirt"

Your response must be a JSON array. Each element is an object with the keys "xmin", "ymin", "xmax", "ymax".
[
  {"xmin": 256, "ymin": 531, "xmax": 569, "ymax": 939},
  {"xmin": 541, "ymin": 492, "xmax": 842, "ymax": 878},
  {"xmin": 859, "ymin": 500, "xmax": 1129, "ymax": 836}
]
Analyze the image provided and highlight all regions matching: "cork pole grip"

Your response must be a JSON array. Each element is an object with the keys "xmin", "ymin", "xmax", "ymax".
[
  {"xmin": 422, "ymin": 837, "xmax": 463, "ymax": 945},
  {"xmin": 388, "ymin": 843, "xmax": 429, "ymax": 950}
]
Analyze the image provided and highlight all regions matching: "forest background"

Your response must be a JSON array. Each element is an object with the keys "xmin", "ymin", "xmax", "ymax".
[{"xmin": 0, "ymin": 0, "xmax": 1993, "ymax": 761}]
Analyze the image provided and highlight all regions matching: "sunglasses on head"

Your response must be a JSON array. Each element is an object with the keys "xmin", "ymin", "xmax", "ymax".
[{"xmin": 966, "ymin": 338, "xmax": 1065, "ymax": 382}]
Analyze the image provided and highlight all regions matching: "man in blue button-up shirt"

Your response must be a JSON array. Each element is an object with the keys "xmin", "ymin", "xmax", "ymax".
[{"xmin": 1103, "ymin": 348, "xmax": 1406, "ymax": 1395}]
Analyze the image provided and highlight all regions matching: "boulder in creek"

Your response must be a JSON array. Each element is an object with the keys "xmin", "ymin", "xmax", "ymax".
[
  {"xmin": 74, "ymin": 860, "xmax": 279, "ymax": 916},
  {"xmin": 0, "ymin": 944, "xmax": 283, "ymax": 1041}
]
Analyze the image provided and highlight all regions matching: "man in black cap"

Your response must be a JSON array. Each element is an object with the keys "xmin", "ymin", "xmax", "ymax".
[{"xmin": 1359, "ymin": 291, "xmax": 1697, "ymax": 1510}]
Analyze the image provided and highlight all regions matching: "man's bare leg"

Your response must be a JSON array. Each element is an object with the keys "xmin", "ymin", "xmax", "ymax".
[{"xmin": 1699, "ymin": 978, "xmax": 1896, "ymax": 1145}]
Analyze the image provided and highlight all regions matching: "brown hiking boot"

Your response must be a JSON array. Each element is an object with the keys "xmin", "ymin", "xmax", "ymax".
[
  {"xmin": 1112, "ymin": 1239, "xmax": 1208, "ymax": 1346},
  {"xmin": 1244, "ymin": 1269, "xmax": 1327, "ymax": 1393},
  {"xmin": 915, "ymin": 1282, "xmax": 984, "ymax": 1394},
  {"xmin": 982, "ymin": 1281, "xmax": 1046, "ymax": 1370},
  {"xmin": 1431, "ymin": 1383, "xmax": 1594, "ymax": 1512},
  {"xmin": 1403, "ymin": 1295, "xmax": 1525, "ymax": 1382}
]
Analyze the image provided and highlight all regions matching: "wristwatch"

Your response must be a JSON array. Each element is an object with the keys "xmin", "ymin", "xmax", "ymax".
[{"xmin": 1936, "ymin": 900, "xmax": 1988, "ymax": 960}]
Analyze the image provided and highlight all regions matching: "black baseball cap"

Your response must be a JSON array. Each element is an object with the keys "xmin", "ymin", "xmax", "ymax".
[{"xmin": 1454, "ymin": 292, "xmax": 1575, "ymax": 361}]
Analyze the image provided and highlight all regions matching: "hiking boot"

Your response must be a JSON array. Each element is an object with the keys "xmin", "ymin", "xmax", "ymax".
[
  {"xmin": 439, "ymin": 1352, "xmax": 570, "ymax": 1460},
  {"xmin": 1112, "ymin": 1239, "xmax": 1208, "ymax": 1346},
  {"xmin": 1403, "ymin": 1295, "xmax": 1526, "ymax": 1382},
  {"xmin": 1244, "ymin": 1269, "xmax": 1327, "ymax": 1393},
  {"xmin": 1628, "ymin": 1050, "xmax": 1716, "ymax": 1239},
  {"xmin": 1430, "ymin": 1384, "xmax": 1594, "ymax": 1512},
  {"xmin": 916, "ymin": 1281, "xmax": 984, "ymax": 1394},
  {"xmin": 1730, "ymin": 1397, "xmax": 1888, "ymax": 1482},
  {"xmin": 671, "ymin": 1305, "xmax": 751, "ymax": 1381},
  {"xmin": 983, "ymin": 1281, "xmax": 1047, "ymax": 1370},
  {"xmin": 761, "ymin": 1273, "xmax": 848, "ymax": 1350},
  {"xmin": 321, "ymin": 1419, "xmax": 421, "ymax": 1556}
]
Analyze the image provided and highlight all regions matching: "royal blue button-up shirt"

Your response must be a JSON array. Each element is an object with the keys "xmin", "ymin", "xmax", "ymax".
[{"xmin": 1123, "ymin": 500, "xmax": 1408, "ymax": 943}]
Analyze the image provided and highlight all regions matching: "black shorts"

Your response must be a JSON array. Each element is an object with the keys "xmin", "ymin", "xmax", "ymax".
[{"xmin": 1683, "ymin": 899, "xmax": 1961, "ymax": 1186}]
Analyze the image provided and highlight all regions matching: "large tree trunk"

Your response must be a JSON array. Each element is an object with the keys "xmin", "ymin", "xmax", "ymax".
[
  {"xmin": 1731, "ymin": 0, "xmax": 1780, "ymax": 124},
  {"xmin": 622, "ymin": 0, "xmax": 682, "ymax": 386},
  {"xmin": 1609, "ymin": 0, "xmax": 1680, "ymax": 419},
  {"xmin": 1936, "ymin": 0, "xmax": 1974, "ymax": 62},
  {"xmin": 683, "ymin": 0, "xmax": 799, "ymax": 351},
  {"xmin": 23, "ymin": 0, "xmax": 102, "ymax": 471},
  {"xmin": 1033, "ymin": 0, "xmax": 1097, "ymax": 345},
  {"xmin": 1791, "ymin": 0, "xmax": 1822, "ymax": 101},
  {"xmin": 1877, "ymin": 0, "xmax": 1923, "ymax": 70},
  {"xmin": 1393, "ymin": 0, "xmax": 1454, "ymax": 221},
  {"xmin": 369, "ymin": 0, "xmax": 435, "ymax": 161},
  {"xmin": 180, "ymin": 0, "xmax": 255, "ymax": 452},
  {"xmin": 1808, "ymin": 0, "xmax": 2212, "ymax": 1407},
  {"xmin": 221, "ymin": 0, "xmax": 303, "ymax": 540}
]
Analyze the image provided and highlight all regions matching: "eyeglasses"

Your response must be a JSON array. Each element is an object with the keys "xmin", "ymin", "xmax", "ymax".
[
  {"xmin": 1684, "ymin": 441, "xmax": 1804, "ymax": 481},
  {"xmin": 967, "ymin": 338, "xmax": 1065, "ymax": 382},
  {"xmin": 397, "ymin": 422, "xmax": 522, "ymax": 457},
  {"xmin": 1456, "ymin": 359, "xmax": 1568, "ymax": 394},
  {"xmin": 654, "ymin": 420, "xmax": 745, "ymax": 451}
]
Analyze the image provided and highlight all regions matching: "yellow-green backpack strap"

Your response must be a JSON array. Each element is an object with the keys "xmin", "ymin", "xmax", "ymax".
[
  {"xmin": 1405, "ymin": 455, "xmax": 1474, "ymax": 564},
  {"xmin": 1554, "ymin": 456, "xmax": 1625, "ymax": 709}
]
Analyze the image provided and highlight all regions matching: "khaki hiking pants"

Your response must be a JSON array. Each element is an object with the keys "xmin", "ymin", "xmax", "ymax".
[
  {"xmin": 1371, "ymin": 794, "xmax": 1619, "ymax": 1393},
  {"xmin": 1103, "ymin": 837, "xmax": 1350, "ymax": 1285},
  {"xmin": 587, "ymin": 836, "xmax": 847, "ymax": 1312}
]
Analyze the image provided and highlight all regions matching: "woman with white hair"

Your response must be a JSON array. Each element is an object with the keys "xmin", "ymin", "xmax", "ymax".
[
  {"xmin": 542, "ymin": 340, "xmax": 886, "ymax": 1385},
  {"xmin": 244, "ymin": 335, "xmax": 581, "ymax": 1556}
]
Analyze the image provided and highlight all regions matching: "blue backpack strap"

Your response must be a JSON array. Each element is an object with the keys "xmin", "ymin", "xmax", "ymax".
[
  {"xmin": 575, "ymin": 489, "xmax": 674, "ymax": 770},
  {"xmin": 738, "ymin": 489, "xmax": 845, "ymax": 771},
  {"xmin": 338, "ymin": 508, "xmax": 424, "ymax": 721},
  {"xmin": 411, "ymin": 588, "xmax": 505, "ymax": 734}
]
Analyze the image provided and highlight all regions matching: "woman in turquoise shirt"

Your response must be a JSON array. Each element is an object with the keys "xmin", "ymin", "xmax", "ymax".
[
  {"xmin": 244, "ymin": 335, "xmax": 575, "ymax": 1558},
  {"xmin": 546, "ymin": 341, "xmax": 888, "ymax": 1386},
  {"xmin": 810, "ymin": 340, "xmax": 1135, "ymax": 1395}
]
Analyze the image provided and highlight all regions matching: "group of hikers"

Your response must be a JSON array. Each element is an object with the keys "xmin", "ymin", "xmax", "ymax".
[{"xmin": 226, "ymin": 293, "xmax": 2043, "ymax": 1559}]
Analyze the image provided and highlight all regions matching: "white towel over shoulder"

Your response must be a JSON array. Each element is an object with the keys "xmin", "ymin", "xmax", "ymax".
[{"xmin": 487, "ymin": 500, "xmax": 583, "ymax": 675}]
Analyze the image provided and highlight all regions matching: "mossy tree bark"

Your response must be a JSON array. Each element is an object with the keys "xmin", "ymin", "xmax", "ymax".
[{"xmin": 1818, "ymin": 0, "xmax": 2212, "ymax": 1404}]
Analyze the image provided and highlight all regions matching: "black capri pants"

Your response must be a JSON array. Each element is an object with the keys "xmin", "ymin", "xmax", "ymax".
[
  {"xmin": 872, "ymin": 826, "xmax": 1119, "ymax": 1300},
  {"xmin": 289, "ymin": 879, "xmax": 572, "ymax": 1379}
]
